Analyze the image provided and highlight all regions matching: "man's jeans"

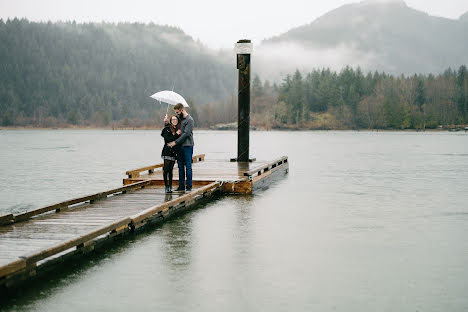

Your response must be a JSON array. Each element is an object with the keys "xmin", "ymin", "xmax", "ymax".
[{"xmin": 177, "ymin": 146, "xmax": 193, "ymax": 189}]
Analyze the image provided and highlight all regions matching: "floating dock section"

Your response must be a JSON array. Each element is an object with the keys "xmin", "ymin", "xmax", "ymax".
[{"xmin": 0, "ymin": 154, "xmax": 288, "ymax": 290}]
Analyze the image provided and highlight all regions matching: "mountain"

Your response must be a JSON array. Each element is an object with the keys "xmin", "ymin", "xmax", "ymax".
[
  {"xmin": 460, "ymin": 11, "xmax": 468, "ymax": 22},
  {"xmin": 0, "ymin": 19, "xmax": 235, "ymax": 126},
  {"xmin": 257, "ymin": 0, "xmax": 468, "ymax": 75}
]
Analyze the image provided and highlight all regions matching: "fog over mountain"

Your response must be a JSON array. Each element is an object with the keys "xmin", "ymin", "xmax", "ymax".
[
  {"xmin": 460, "ymin": 11, "xmax": 468, "ymax": 22},
  {"xmin": 2, "ymin": 1, "xmax": 468, "ymax": 127},
  {"xmin": 0, "ymin": 19, "xmax": 235, "ymax": 126},
  {"xmin": 255, "ymin": 0, "xmax": 468, "ymax": 78}
]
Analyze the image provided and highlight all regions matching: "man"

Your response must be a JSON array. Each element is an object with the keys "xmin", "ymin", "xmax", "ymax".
[{"xmin": 167, "ymin": 103, "xmax": 194, "ymax": 192}]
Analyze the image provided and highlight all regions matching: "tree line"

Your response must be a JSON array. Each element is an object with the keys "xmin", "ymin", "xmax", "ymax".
[
  {"xmin": 0, "ymin": 18, "xmax": 234, "ymax": 127},
  {"xmin": 195, "ymin": 66, "xmax": 468, "ymax": 130},
  {"xmin": 244, "ymin": 66, "xmax": 468, "ymax": 130},
  {"xmin": 1, "ymin": 19, "xmax": 467, "ymax": 130}
]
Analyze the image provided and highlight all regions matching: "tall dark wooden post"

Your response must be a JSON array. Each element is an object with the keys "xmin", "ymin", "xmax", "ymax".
[{"xmin": 234, "ymin": 39, "xmax": 253, "ymax": 162}]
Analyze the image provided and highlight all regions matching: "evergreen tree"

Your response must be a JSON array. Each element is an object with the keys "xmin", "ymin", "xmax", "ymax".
[
  {"xmin": 457, "ymin": 65, "xmax": 468, "ymax": 122},
  {"xmin": 0, "ymin": 19, "xmax": 235, "ymax": 126}
]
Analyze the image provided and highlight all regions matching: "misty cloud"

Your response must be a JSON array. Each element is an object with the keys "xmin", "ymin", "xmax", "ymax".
[{"xmin": 254, "ymin": 42, "xmax": 377, "ymax": 81}]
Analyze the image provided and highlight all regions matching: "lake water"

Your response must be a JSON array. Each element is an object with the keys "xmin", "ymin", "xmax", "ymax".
[{"xmin": 1, "ymin": 130, "xmax": 467, "ymax": 311}]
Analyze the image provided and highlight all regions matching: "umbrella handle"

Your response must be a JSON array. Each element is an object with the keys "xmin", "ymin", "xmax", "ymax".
[{"xmin": 160, "ymin": 100, "xmax": 168, "ymax": 120}]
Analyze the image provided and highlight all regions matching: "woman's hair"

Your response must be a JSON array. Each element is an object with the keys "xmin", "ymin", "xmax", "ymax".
[{"xmin": 169, "ymin": 115, "xmax": 179, "ymax": 132}]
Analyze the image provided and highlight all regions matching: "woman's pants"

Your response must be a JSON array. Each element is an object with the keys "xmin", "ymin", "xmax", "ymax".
[{"xmin": 163, "ymin": 159, "xmax": 175, "ymax": 187}]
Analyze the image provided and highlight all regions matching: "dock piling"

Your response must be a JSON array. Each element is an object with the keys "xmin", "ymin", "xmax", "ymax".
[{"xmin": 232, "ymin": 39, "xmax": 254, "ymax": 162}]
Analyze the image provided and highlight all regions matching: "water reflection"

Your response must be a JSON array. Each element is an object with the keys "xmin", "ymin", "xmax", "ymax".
[
  {"xmin": 159, "ymin": 214, "xmax": 193, "ymax": 272},
  {"xmin": 1, "ymin": 131, "xmax": 467, "ymax": 311},
  {"xmin": 233, "ymin": 196, "xmax": 255, "ymax": 250}
]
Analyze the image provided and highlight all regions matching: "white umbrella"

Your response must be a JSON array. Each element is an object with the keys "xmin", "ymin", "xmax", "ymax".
[{"xmin": 150, "ymin": 90, "xmax": 189, "ymax": 111}]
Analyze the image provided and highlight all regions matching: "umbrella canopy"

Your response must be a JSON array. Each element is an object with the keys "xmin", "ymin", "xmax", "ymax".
[{"xmin": 150, "ymin": 90, "xmax": 189, "ymax": 107}]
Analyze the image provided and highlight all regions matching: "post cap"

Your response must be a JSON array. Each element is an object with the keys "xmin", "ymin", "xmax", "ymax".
[{"xmin": 235, "ymin": 39, "xmax": 253, "ymax": 54}]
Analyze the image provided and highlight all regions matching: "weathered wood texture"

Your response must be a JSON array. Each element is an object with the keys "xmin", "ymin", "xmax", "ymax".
[
  {"xmin": 126, "ymin": 154, "xmax": 205, "ymax": 178},
  {"xmin": 0, "ymin": 182, "xmax": 221, "ymax": 282},
  {"xmin": 123, "ymin": 157, "xmax": 288, "ymax": 193},
  {"xmin": 130, "ymin": 182, "xmax": 220, "ymax": 224},
  {"xmin": 0, "ymin": 214, "xmax": 14, "ymax": 226},
  {"xmin": 0, "ymin": 155, "xmax": 288, "ymax": 288},
  {"xmin": 124, "ymin": 158, "xmax": 269, "ymax": 185},
  {"xmin": 244, "ymin": 156, "xmax": 288, "ymax": 178},
  {"xmin": 21, "ymin": 217, "xmax": 132, "ymax": 265},
  {"xmin": 5, "ymin": 180, "xmax": 152, "ymax": 225}
]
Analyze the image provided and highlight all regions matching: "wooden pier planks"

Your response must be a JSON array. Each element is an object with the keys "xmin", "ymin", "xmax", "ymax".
[
  {"xmin": 0, "ymin": 187, "xmax": 181, "ymax": 273},
  {"xmin": 5, "ymin": 180, "xmax": 152, "ymax": 225},
  {"xmin": 123, "ymin": 158, "xmax": 271, "ymax": 185},
  {"xmin": 0, "ymin": 155, "xmax": 288, "ymax": 289},
  {"xmin": 0, "ymin": 182, "xmax": 222, "ymax": 283},
  {"xmin": 126, "ymin": 154, "xmax": 206, "ymax": 178},
  {"xmin": 130, "ymin": 182, "xmax": 220, "ymax": 224},
  {"xmin": 21, "ymin": 217, "xmax": 132, "ymax": 265},
  {"xmin": 123, "ymin": 157, "xmax": 289, "ymax": 194}
]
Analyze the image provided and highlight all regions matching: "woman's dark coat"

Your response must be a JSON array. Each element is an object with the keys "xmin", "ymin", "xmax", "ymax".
[{"xmin": 161, "ymin": 124, "xmax": 180, "ymax": 158}]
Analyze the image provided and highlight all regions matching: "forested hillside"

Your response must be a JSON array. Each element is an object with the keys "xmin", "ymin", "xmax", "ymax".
[
  {"xmin": 248, "ymin": 66, "xmax": 468, "ymax": 129},
  {"xmin": 197, "ymin": 65, "xmax": 468, "ymax": 130},
  {"xmin": 0, "ymin": 19, "xmax": 235, "ymax": 127},
  {"xmin": 1, "ymin": 18, "xmax": 467, "ymax": 130}
]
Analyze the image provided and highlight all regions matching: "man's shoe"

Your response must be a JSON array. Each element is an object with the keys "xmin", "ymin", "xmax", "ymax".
[
  {"xmin": 173, "ymin": 187, "xmax": 185, "ymax": 193},
  {"xmin": 185, "ymin": 187, "xmax": 192, "ymax": 192}
]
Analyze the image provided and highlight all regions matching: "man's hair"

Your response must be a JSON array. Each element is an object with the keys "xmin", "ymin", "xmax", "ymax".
[{"xmin": 174, "ymin": 103, "xmax": 184, "ymax": 110}]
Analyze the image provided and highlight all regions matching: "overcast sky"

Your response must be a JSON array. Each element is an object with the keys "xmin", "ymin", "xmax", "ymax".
[{"xmin": 1, "ymin": 0, "xmax": 467, "ymax": 49}]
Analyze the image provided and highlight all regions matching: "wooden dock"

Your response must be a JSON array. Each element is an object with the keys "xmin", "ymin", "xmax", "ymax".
[{"xmin": 0, "ymin": 154, "xmax": 288, "ymax": 290}]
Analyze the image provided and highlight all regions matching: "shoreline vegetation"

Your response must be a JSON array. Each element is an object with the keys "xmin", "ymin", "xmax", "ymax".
[
  {"xmin": 2, "ymin": 65, "xmax": 467, "ymax": 132},
  {"xmin": 2, "ymin": 65, "xmax": 468, "ymax": 134},
  {"xmin": 1, "ymin": 21, "xmax": 467, "ymax": 131},
  {"xmin": 1, "ymin": 124, "xmax": 467, "ymax": 132}
]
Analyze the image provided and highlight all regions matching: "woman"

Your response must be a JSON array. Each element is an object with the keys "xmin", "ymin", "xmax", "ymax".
[{"xmin": 161, "ymin": 115, "xmax": 180, "ymax": 193}]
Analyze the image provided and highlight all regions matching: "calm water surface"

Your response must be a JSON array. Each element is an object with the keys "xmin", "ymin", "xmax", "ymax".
[{"xmin": 0, "ymin": 130, "xmax": 467, "ymax": 311}]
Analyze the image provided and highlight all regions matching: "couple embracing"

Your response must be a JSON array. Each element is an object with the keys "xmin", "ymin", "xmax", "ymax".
[{"xmin": 160, "ymin": 103, "xmax": 194, "ymax": 194}]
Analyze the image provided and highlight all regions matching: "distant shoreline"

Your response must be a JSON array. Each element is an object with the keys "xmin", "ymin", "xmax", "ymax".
[{"xmin": 1, "ymin": 126, "xmax": 466, "ymax": 132}]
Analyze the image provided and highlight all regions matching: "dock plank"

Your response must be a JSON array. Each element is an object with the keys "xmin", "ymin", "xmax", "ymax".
[
  {"xmin": 0, "ymin": 185, "xmax": 204, "ymax": 276},
  {"xmin": 0, "ymin": 156, "xmax": 288, "ymax": 286}
]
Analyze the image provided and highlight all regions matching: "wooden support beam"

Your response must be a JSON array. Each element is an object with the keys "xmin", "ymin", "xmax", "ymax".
[
  {"xmin": 0, "ymin": 259, "xmax": 26, "ymax": 279},
  {"xmin": 122, "ymin": 179, "xmax": 215, "ymax": 187},
  {"xmin": 244, "ymin": 156, "xmax": 288, "ymax": 177},
  {"xmin": 236, "ymin": 39, "xmax": 252, "ymax": 162},
  {"xmin": 126, "ymin": 154, "xmax": 205, "ymax": 178},
  {"xmin": 251, "ymin": 162, "xmax": 287, "ymax": 184},
  {"xmin": 130, "ymin": 182, "xmax": 220, "ymax": 224},
  {"xmin": 0, "ymin": 214, "xmax": 14, "ymax": 225},
  {"xmin": 193, "ymin": 154, "xmax": 205, "ymax": 162},
  {"xmin": 221, "ymin": 181, "xmax": 252, "ymax": 194},
  {"xmin": 20, "ymin": 217, "xmax": 132, "ymax": 265}
]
